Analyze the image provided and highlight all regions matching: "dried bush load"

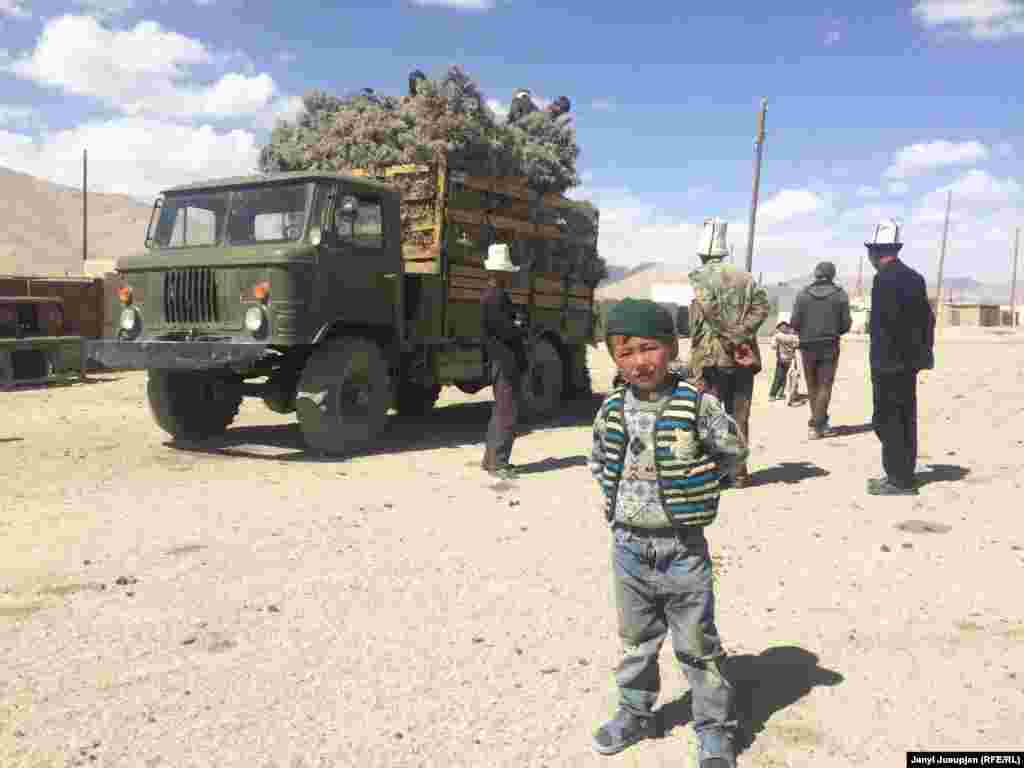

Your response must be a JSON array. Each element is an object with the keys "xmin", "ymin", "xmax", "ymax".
[{"xmin": 258, "ymin": 66, "xmax": 581, "ymax": 196}]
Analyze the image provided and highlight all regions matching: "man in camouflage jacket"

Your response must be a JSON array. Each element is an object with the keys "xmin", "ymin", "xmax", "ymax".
[{"xmin": 687, "ymin": 218, "xmax": 770, "ymax": 487}]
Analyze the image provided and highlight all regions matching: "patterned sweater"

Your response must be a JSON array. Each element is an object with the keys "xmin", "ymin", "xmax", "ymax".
[{"xmin": 590, "ymin": 379, "xmax": 748, "ymax": 528}]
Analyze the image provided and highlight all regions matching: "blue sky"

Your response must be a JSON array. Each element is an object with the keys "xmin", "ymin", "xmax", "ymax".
[{"xmin": 1, "ymin": 0, "xmax": 1022, "ymax": 284}]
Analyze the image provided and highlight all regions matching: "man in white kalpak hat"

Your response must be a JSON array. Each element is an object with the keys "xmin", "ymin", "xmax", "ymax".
[
  {"xmin": 688, "ymin": 218, "xmax": 770, "ymax": 488},
  {"xmin": 480, "ymin": 244, "xmax": 529, "ymax": 479},
  {"xmin": 865, "ymin": 219, "xmax": 934, "ymax": 496}
]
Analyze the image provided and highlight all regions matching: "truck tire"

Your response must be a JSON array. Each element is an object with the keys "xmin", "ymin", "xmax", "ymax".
[
  {"xmin": 522, "ymin": 337, "xmax": 564, "ymax": 419},
  {"xmin": 146, "ymin": 371, "xmax": 242, "ymax": 441},
  {"xmin": 394, "ymin": 381, "xmax": 441, "ymax": 419},
  {"xmin": 295, "ymin": 337, "xmax": 391, "ymax": 455},
  {"xmin": 567, "ymin": 344, "xmax": 592, "ymax": 398}
]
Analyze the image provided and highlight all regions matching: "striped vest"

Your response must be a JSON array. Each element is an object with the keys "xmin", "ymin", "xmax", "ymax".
[{"xmin": 597, "ymin": 379, "xmax": 721, "ymax": 528}]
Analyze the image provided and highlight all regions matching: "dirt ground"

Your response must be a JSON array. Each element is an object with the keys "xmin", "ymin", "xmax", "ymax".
[{"xmin": 2, "ymin": 331, "xmax": 1023, "ymax": 768}]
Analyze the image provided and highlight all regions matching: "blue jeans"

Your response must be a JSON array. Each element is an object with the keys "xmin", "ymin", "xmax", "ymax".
[{"xmin": 611, "ymin": 524, "xmax": 736, "ymax": 743}]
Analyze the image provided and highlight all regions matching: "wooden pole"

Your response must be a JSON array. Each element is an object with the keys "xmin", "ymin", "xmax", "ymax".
[
  {"xmin": 934, "ymin": 190, "xmax": 952, "ymax": 326},
  {"xmin": 1011, "ymin": 227, "xmax": 1020, "ymax": 328},
  {"xmin": 744, "ymin": 98, "xmax": 768, "ymax": 273},
  {"xmin": 82, "ymin": 148, "xmax": 88, "ymax": 265}
]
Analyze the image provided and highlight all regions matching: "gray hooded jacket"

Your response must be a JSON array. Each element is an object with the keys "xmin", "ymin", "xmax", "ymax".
[{"xmin": 791, "ymin": 280, "xmax": 852, "ymax": 357}]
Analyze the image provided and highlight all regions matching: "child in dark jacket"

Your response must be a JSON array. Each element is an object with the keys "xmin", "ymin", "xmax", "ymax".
[{"xmin": 768, "ymin": 316, "xmax": 800, "ymax": 401}]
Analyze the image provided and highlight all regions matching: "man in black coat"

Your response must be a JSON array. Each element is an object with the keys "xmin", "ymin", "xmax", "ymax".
[
  {"xmin": 481, "ymin": 244, "xmax": 529, "ymax": 479},
  {"xmin": 866, "ymin": 219, "xmax": 935, "ymax": 496},
  {"xmin": 791, "ymin": 261, "xmax": 852, "ymax": 438}
]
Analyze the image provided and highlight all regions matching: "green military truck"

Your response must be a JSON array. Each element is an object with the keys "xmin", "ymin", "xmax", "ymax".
[{"xmin": 87, "ymin": 161, "xmax": 602, "ymax": 455}]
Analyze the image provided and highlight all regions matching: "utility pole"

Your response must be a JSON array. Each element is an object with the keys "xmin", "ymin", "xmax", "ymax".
[
  {"xmin": 82, "ymin": 148, "xmax": 88, "ymax": 265},
  {"xmin": 935, "ymin": 190, "xmax": 952, "ymax": 326},
  {"xmin": 856, "ymin": 252, "xmax": 864, "ymax": 302},
  {"xmin": 744, "ymin": 97, "xmax": 768, "ymax": 273},
  {"xmin": 1011, "ymin": 227, "xmax": 1020, "ymax": 328}
]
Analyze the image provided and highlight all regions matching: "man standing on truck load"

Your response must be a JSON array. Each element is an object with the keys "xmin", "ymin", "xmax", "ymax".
[
  {"xmin": 508, "ymin": 88, "xmax": 538, "ymax": 124},
  {"xmin": 790, "ymin": 261, "xmax": 851, "ymax": 438},
  {"xmin": 481, "ymin": 244, "xmax": 529, "ymax": 480},
  {"xmin": 688, "ymin": 218, "xmax": 770, "ymax": 489}
]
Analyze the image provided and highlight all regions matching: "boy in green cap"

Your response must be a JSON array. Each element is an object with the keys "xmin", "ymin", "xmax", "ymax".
[{"xmin": 590, "ymin": 297, "xmax": 747, "ymax": 767}]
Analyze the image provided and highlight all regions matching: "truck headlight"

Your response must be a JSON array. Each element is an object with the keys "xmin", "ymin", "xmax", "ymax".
[
  {"xmin": 120, "ymin": 307, "xmax": 141, "ymax": 336},
  {"xmin": 245, "ymin": 306, "xmax": 267, "ymax": 335}
]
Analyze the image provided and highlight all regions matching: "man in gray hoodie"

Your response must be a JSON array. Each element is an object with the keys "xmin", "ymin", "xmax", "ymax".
[{"xmin": 790, "ymin": 261, "xmax": 851, "ymax": 438}]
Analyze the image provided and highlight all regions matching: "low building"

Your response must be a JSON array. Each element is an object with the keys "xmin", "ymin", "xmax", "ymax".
[
  {"xmin": 939, "ymin": 303, "xmax": 1001, "ymax": 327},
  {"xmin": 999, "ymin": 305, "xmax": 1022, "ymax": 327}
]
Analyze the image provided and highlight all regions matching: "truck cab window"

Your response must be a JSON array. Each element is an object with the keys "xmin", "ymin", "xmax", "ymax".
[{"xmin": 335, "ymin": 197, "xmax": 383, "ymax": 249}]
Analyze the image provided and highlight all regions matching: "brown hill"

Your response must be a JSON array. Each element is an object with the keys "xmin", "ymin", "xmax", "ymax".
[{"xmin": 0, "ymin": 166, "xmax": 151, "ymax": 276}]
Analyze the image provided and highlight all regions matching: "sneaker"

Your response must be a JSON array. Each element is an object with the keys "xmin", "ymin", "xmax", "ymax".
[
  {"xmin": 867, "ymin": 479, "xmax": 918, "ymax": 496},
  {"xmin": 808, "ymin": 427, "xmax": 822, "ymax": 440},
  {"xmin": 592, "ymin": 708, "xmax": 657, "ymax": 755},
  {"xmin": 698, "ymin": 730, "xmax": 736, "ymax": 768}
]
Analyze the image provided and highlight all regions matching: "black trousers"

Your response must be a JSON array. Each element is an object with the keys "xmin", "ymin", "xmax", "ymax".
[
  {"xmin": 484, "ymin": 364, "xmax": 521, "ymax": 467},
  {"xmin": 702, "ymin": 367, "xmax": 754, "ymax": 478},
  {"xmin": 802, "ymin": 349, "xmax": 839, "ymax": 429},
  {"xmin": 871, "ymin": 371, "xmax": 918, "ymax": 488},
  {"xmin": 768, "ymin": 360, "xmax": 791, "ymax": 398}
]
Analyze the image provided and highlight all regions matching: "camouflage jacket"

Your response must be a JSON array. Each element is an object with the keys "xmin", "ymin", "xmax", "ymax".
[{"xmin": 688, "ymin": 259, "xmax": 771, "ymax": 377}]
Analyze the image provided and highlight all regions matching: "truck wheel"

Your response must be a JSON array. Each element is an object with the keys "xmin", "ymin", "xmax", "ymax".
[
  {"xmin": 295, "ymin": 337, "xmax": 391, "ymax": 455},
  {"xmin": 394, "ymin": 381, "xmax": 441, "ymax": 419},
  {"xmin": 147, "ymin": 371, "xmax": 242, "ymax": 441},
  {"xmin": 522, "ymin": 338, "xmax": 564, "ymax": 419},
  {"xmin": 567, "ymin": 344, "xmax": 592, "ymax": 398}
]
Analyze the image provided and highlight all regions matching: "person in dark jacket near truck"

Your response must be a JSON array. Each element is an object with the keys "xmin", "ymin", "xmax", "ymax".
[
  {"xmin": 790, "ymin": 261, "xmax": 852, "ymax": 438},
  {"xmin": 481, "ymin": 243, "xmax": 529, "ymax": 480},
  {"xmin": 865, "ymin": 219, "xmax": 935, "ymax": 496}
]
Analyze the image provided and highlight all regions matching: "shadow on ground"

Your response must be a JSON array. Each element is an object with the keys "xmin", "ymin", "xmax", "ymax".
[
  {"xmin": 0, "ymin": 376, "xmax": 122, "ymax": 393},
  {"xmin": 829, "ymin": 422, "xmax": 874, "ymax": 437},
  {"xmin": 167, "ymin": 393, "xmax": 607, "ymax": 463},
  {"xmin": 0, "ymin": 437, "xmax": 23, "ymax": 443},
  {"xmin": 916, "ymin": 463, "xmax": 970, "ymax": 487},
  {"xmin": 513, "ymin": 455, "xmax": 588, "ymax": 475},
  {"xmin": 746, "ymin": 462, "xmax": 829, "ymax": 487},
  {"xmin": 658, "ymin": 646, "xmax": 844, "ymax": 754}
]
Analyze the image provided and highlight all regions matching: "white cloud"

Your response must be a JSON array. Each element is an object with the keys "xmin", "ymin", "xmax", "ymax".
[
  {"xmin": 7, "ymin": 15, "xmax": 277, "ymax": 120},
  {"xmin": 590, "ymin": 98, "xmax": 616, "ymax": 112},
  {"xmin": 0, "ymin": 117, "xmax": 260, "ymax": 200},
  {"xmin": 256, "ymin": 94, "xmax": 304, "ymax": 131},
  {"xmin": 758, "ymin": 187, "xmax": 826, "ymax": 223},
  {"xmin": 0, "ymin": 104, "xmax": 36, "ymax": 127},
  {"xmin": 856, "ymin": 185, "xmax": 881, "ymax": 198},
  {"xmin": 928, "ymin": 168, "xmax": 1022, "ymax": 207},
  {"xmin": 883, "ymin": 139, "xmax": 989, "ymax": 178},
  {"xmin": 71, "ymin": 0, "xmax": 136, "ymax": 18},
  {"xmin": 0, "ymin": 0, "xmax": 30, "ymax": 18},
  {"xmin": 887, "ymin": 181, "xmax": 910, "ymax": 196},
  {"xmin": 410, "ymin": 0, "xmax": 495, "ymax": 9},
  {"xmin": 912, "ymin": 0, "xmax": 1024, "ymax": 39}
]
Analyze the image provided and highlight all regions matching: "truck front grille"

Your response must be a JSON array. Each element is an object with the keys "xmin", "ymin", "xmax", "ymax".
[{"xmin": 163, "ymin": 268, "xmax": 219, "ymax": 324}]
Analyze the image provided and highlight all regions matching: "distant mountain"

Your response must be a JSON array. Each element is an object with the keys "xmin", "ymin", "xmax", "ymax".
[
  {"xmin": 602, "ymin": 262, "xmax": 658, "ymax": 285},
  {"xmin": 0, "ymin": 166, "xmax": 151, "ymax": 276}
]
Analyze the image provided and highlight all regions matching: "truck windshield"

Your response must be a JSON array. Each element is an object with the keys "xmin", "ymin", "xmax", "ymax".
[
  {"xmin": 226, "ymin": 184, "xmax": 310, "ymax": 244},
  {"xmin": 151, "ymin": 183, "xmax": 311, "ymax": 248},
  {"xmin": 152, "ymin": 192, "xmax": 227, "ymax": 248}
]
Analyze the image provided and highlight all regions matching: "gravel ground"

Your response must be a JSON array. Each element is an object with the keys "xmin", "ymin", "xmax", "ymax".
[{"xmin": 2, "ymin": 333, "xmax": 1023, "ymax": 768}]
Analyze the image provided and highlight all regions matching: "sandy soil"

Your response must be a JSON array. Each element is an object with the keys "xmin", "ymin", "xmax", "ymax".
[{"xmin": 2, "ymin": 331, "xmax": 1023, "ymax": 768}]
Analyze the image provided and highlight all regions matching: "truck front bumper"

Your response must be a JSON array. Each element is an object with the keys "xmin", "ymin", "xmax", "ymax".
[{"xmin": 85, "ymin": 339, "xmax": 271, "ymax": 372}]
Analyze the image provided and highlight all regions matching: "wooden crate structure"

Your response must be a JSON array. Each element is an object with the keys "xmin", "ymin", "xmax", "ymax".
[{"xmin": 0, "ymin": 275, "xmax": 105, "ymax": 339}]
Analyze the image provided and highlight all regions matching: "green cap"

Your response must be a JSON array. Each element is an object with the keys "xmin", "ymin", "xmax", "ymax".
[{"xmin": 605, "ymin": 298, "xmax": 676, "ymax": 339}]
